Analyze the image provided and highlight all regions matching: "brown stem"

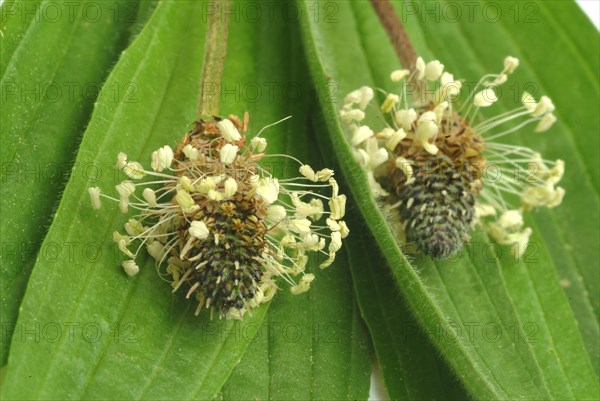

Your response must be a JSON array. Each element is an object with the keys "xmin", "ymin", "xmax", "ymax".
[
  {"xmin": 369, "ymin": 0, "xmax": 417, "ymax": 71},
  {"xmin": 197, "ymin": 0, "xmax": 230, "ymax": 117}
]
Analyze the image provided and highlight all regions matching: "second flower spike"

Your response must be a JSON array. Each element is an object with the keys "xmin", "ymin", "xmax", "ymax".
[{"xmin": 340, "ymin": 56, "xmax": 564, "ymax": 260}]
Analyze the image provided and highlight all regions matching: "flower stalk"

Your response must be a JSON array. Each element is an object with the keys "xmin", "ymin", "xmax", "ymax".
[
  {"xmin": 197, "ymin": 0, "xmax": 230, "ymax": 117},
  {"xmin": 369, "ymin": 0, "xmax": 418, "ymax": 73}
]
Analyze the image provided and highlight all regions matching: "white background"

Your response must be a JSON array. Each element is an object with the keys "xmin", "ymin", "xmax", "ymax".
[{"xmin": 579, "ymin": 0, "xmax": 600, "ymax": 28}]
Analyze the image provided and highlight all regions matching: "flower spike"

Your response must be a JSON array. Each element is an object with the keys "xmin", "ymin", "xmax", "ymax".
[
  {"xmin": 340, "ymin": 56, "xmax": 563, "ymax": 260},
  {"xmin": 89, "ymin": 114, "xmax": 347, "ymax": 318}
]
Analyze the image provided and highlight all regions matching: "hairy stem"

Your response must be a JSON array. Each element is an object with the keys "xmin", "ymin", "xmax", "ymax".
[
  {"xmin": 198, "ymin": 0, "xmax": 230, "ymax": 117},
  {"xmin": 369, "ymin": 0, "xmax": 417, "ymax": 71}
]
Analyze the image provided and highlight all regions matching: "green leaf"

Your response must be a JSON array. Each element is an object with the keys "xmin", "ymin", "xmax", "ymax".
[
  {"xmin": 128, "ymin": 0, "xmax": 159, "ymax": 41},
  {"xmin": 219, "ymin": 129, "xmax": 371, "ymax": 399},
  {"xmin": 0, "ymin": 2, "xmax": 269, "ymax": 399},
  {"xmin": 0, "ymin": 0, "xmax": 138, "ymax": 365},
  {"xmin": 298, "ymin": 0, "xmax": 599, "ymax": 399},
  {"xmin": 399, "ymin": 0, "xmax": 600, "ymax": 378},
  {"xmin": 220, "ymin": 253, "xmax": 371, "ymax": 401},
  {"xmin": 217, "ymin": 11, "xmax": 371, "ymax": 399},
  {"xmin": 346, "ymin": 220, "xmax": 469, "ymax": 400},
  {"xmin": 2, "ymin": 1, "xmax": 372, "ymax": 398}
]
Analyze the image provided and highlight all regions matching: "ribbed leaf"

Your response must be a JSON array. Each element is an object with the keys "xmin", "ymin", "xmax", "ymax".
[
  {"xmin": 2, "ymin": 1, "xmax": 372, "ymax": 399},
  {"xmin": 298, "ymin": 1, "xmax": 599, "ymax": 399},
  {"xmin": 219, "ymin": 252, "xmax": 371, "ymax": 401},
  {"xmin": 399, "ymin": 0, "xmax": 600, "ymax": 375},
  {"xmin": 0, "ymin": 3, "xmax": 269, "ymax": 399},
  {"xmin": 3, "ymin": 0, "xmax": 597, "ymax": 399},
  {"xmin": 346, "ymin": 219, "xmax": 469, "ymax": 400},
  {"xmin": 217, "ymin": 9, "xmax": 371, "ymax": 399},
  {"xmin": 0, "ymin": 0, "xmax": 137, "ymax": 365}
]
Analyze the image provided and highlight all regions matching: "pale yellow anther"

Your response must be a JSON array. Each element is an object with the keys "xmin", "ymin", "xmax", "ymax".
[
  {"xmin": 329, "ymin": 231, "xmax": 342, "ymax": 252},
  {"xmin": 549, "ymin": 160, "xmax": 564, "ymax": 184},
  {"xmin": 474, "ymin": 89, "xmax": 498, "ymax": 107},
  {"xmin": 88, "ymin": 187, "xmax": 101, "ymax": 209},
  {"xmin": 395, "ymin": 157, "xmax": 414, "ymax": 181},
  {"xmin": 300, "ymin": 233, "xmax": 320, "ymax": 250},
  {"xmin": 498, "ymin": 209, "xmax": 524, "ymax": 230},
  {"xmin": 189, "ymin": 220, "xmax": 209, "ymax": 239},
  {"xmin": 117, "ymin": 152, "xmax": 127, "ymax": 169},
  {"xmin": 433, "ymin": 101, "xmax": 449, "ymax": 122},
  {"xmin": 124, "ymin": 218, "xmax": 145, "ymax": 236},
  {"xmin": 250, "ymin": 136, "xmax": 267, "ymax": 152},
  {"xmin": 395, "ymin": 108, "xmax": 417, "ymax": 130},
  {"xmin": 474, "ymin": 204, "xmax": 496, "ymax": 218},
  {"xmin": 534, "ymin": 113, "xmax": 557, "ymax": 132},
  {"xmin": 415, "ymin": 57, "xmax": 426, "ymax": 80},
  {"xmin": 351, "ymin": 126, "xmax": 374, "ymax": 146},
  {"xmin": 522, "ymin": 91, "xmax": 536, "ymax": 112},
  {"xmin": 344, "ymin": 86, "xmax": 374, "ymax": 110},
  {"xmin": 223, "ymin": 177, "xmax": 238, "ymax": 198},
  {"xmin": 507, "ymin": 228, "xmax": 532, "ymax": 260},
  {"xmin": 256, "ymin": 178, "xmax": 279, "ymax": 204},
  {"xmin": 195, "ymin": 176, "xmax": 216, "ymax": 194},
  {"xmin": 424, "ymin": 60, "xmax": 444, "ymax": 81},
  {"xmin": 116, "ymin": 181, "xmax": 135, "ymax": 198},
  {"xmin": 207, "ymin": 189, "xmax": 224, "ymax": 201},
  {"xmin": 175, "ymin": 190, "xmax": 198, "ymax": 213},
  {"xmin": 365, "ymin": 137, "xmax": 389, "ymax": 169},
  {"xmin": 521, "ymin": 184, "xmax": 565, "ymax": 210},
  {"xmin": 151, "ymin": 145, "xmax": 174, "ymax": 172},
  {"xmin": 376, "ymin": 127, "xmax": 395, "ymax": 140},
  {"xmin": 329, "ymin": 195, "xmax": 347, "ymax": 220},
  {"xmin": 146, "ymin": 241, "xmax": 165, "ymax": 261},
  {"xmin": 340, "ymin": 108, "xmax": 365, "ymax": 124},
  {"xmin": 179, "ymin": 176, "xmax": 194, "ymax": 191},
  {"xmin": 316, "ymin": 168, "xmax": 334, "ymax": 182},
  {"xmin": 266, "ymin": 205, "xmax": 286, "ymax": 223},
  {"xmin": 338, "ymin": 221, "xmax": 350, "ymax": 238},
  {"xmin": 381, "ymin": 93, "xmax": 400, "ymax": 113},
  {"xmin": 289, "ymin": 219, "xmax": 312, "ymax": 235},
  {"xmin": 183, "ymin": 144, "xmax": 199, "ymax": 160},
  {"xmin": 503, "ymin": 56, "xmax": 519, "ymax": 74},
  {"xmin": 118, "ymin": 240, "xmax": 135, "ymax": 258},
  {"xmin": 112, "ymin": 231, "xmax": 130, "ymax": 244},
  {"xmin": 116, "ymin": 181, "xmax": 136, "ymax": 213},
  {"xmin": 319, "ymin": 252, "xmax": 336, "ymax": 268},
  {"xmin": 436, "ymin": 72, "xmax": 462, "ymax": 101},
  {"xmin": 290, "ymin": 274, "xmax": 315, "ymax": 295},
  {"xmin": 123, "ymin": 161, "xmax": 145, "ymax": 179},
  {"xmin": 415, "ymin": 119, "xmax": 439, "ymax": 155},
  {"xmin": 217, "ymin": 119, "xmax": 242, "ymax": 142},
  {"xmin": 142, "ymin": 188, "xmax": 157, "ymax": 207},
  {"xmin": 295, "ymin": 198, "xmax": 323, "ymax": 220},
  {"xmin": 220, "ymin": 144, "xmax": 239, "ymax": 165},
  {"xmin": 532, "ymin": 96, "xmax": 555, "ymax": 117},
  {"xmin": 122, "ymin": 260, "xmax": 140, "ymax": 276},
  {"xmin": 299, "ymin": 165, "xmax": 317, "ymax": 181},
  {"xmin": 391, "ymin": 69, "xmax": 410, "ymax": 82}
]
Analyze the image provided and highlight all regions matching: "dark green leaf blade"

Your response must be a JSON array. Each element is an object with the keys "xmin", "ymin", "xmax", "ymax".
[
  {"xmin": 298, "ymin": 1, "xmax": 599, "ymax": 399},
  {"xmin": 217, "ymin": 6, "xmax": 372, "ymax": 398},
  {"xmin": 1, "ymin": 2, "xmax": 268, "ymax": 400},
  {"xmin": 400, "ymin": 0, "xmax": 600, "ymax": 379},
  {"xmin": 0, "ymin": 0, "xmax": 137, "ymax": 365},
  {"xmin": 220, "ymin": 253, "xmax": 371, "ymax": 401},
  {"xmin": 346, "ymin": 220, "xmax": 469, "ymax": 401}
]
